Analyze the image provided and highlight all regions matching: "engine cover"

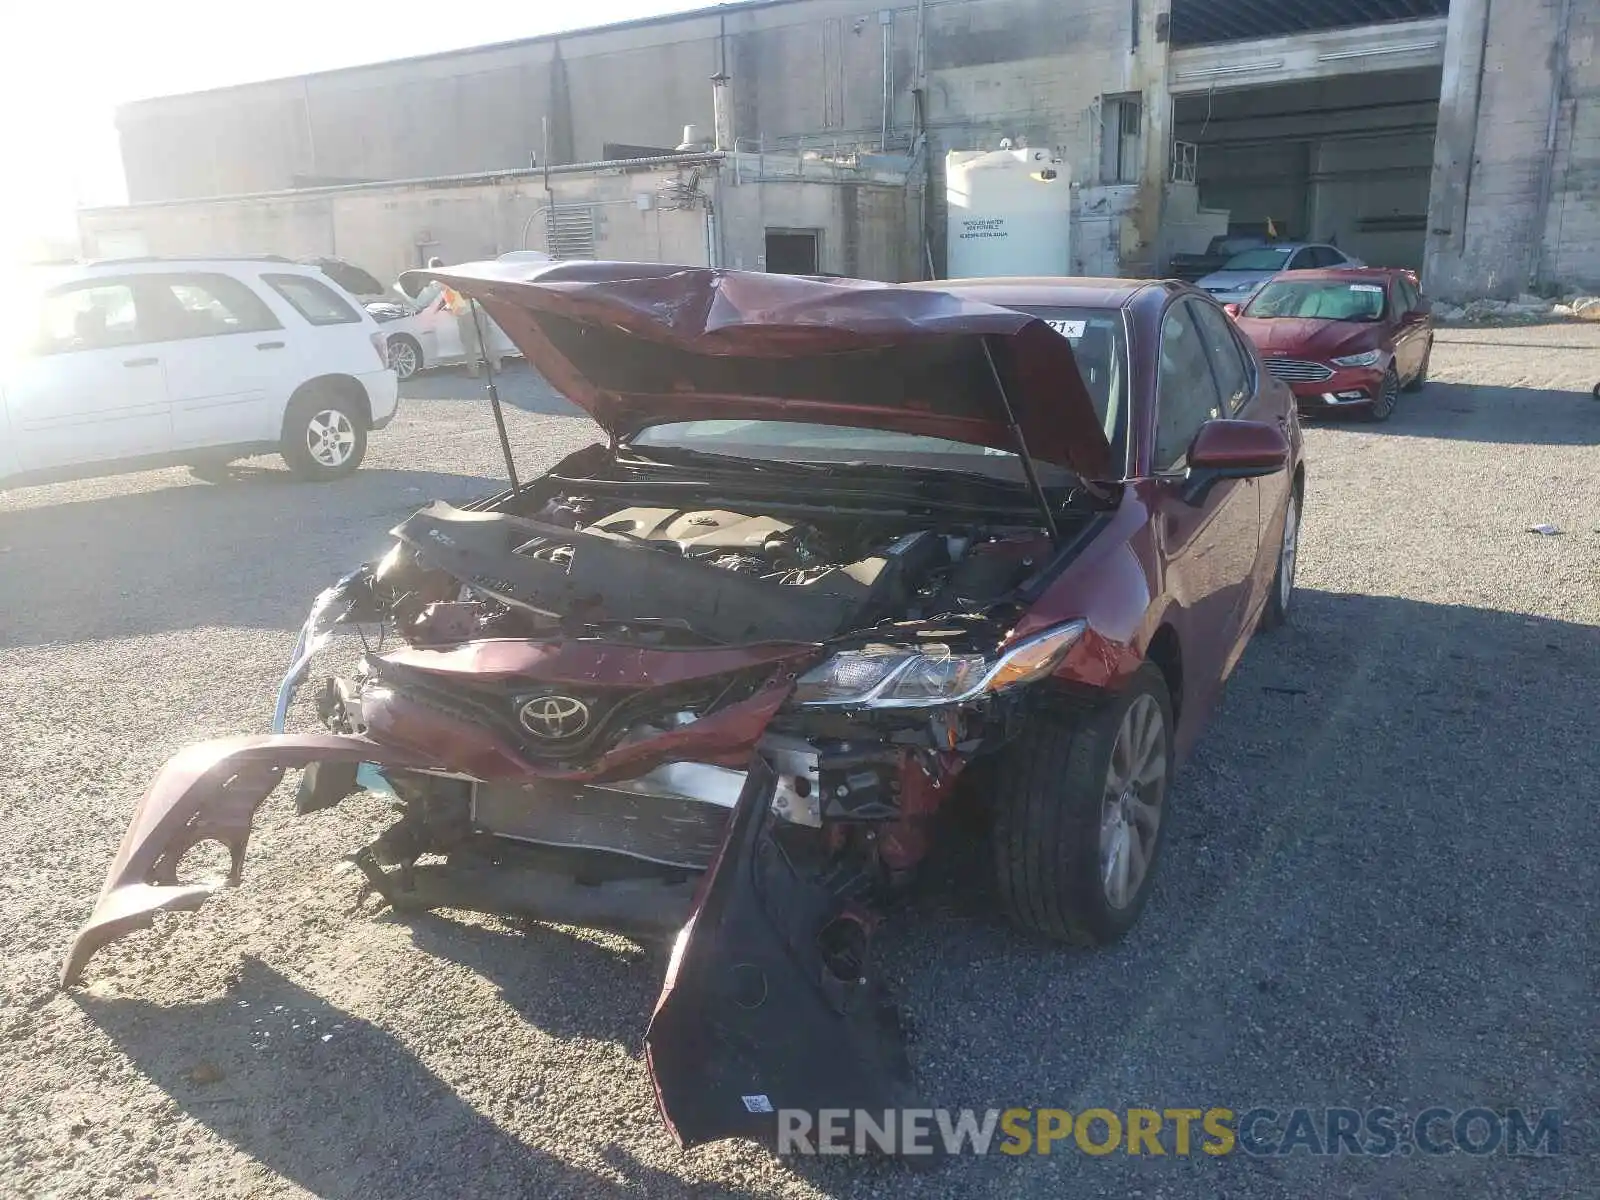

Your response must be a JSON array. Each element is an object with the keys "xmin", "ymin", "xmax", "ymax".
[{"xmin": 588, "ymin": 507, "xmax": 795, "ymax": 551}]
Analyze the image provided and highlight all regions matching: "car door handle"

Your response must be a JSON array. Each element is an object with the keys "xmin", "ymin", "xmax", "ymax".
[
  {"xmin": 256, "ymin": 341, "xmax": 286, "ymax": 351},
  {"xmin": 122, "ymin": 357, "xmax": 158, "ymax": 368}
]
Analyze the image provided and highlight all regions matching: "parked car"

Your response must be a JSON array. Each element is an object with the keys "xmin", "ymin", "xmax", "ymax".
[
  {"xmin": 1228, "ymin": 267, "xmax": 1433, "ymax": 422},
  {"xmin": 1, "ymin": 258, "xmax": 398, "ymax": 487},
  {"xmin": 64, "ymin": 263, "xmax": 1304, "ymax": 1149},
  {"xmin": 383, "ymin": 270, "xmax": 523, "ymax": 379},
  {"xmin": 1169, "ymin": 233, "xmax": 1273, "ymax": 283},
  {"xmin": 1195, "ymin": 242, "xmax": 1363, "ymax": 305}
]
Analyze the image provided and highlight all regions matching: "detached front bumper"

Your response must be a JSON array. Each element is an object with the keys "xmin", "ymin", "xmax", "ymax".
[{"xmin": 60, "ymin": 734, "xmax": 433, "ymax": 988}]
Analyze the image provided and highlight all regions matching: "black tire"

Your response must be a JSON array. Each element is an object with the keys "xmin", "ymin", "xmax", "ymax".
[
  {"xmin": 387, "ymin": 334, "xmax": 422, "ymax": 381},
  {"xmin": 1591, "ymin": 381, "xmax": 1600, "ymax": 402},
  {"xmin": 1258, "ymin": 480, "xmax": 1301, "ymax": 631},
  {"xmin": 1403, "ymin": 339, "xmax": 1431, "ymax": 392},
  {"xmin": 281, "ymin": 387, "xmax": 367, "ymax": 481},
  {"xmin": 1366, "ymin": 365, "xmax": 1400, "ymax": 422},
  {"xmin": 991, "ymin": 664, "xmax": 1175, "ymax": 946}
]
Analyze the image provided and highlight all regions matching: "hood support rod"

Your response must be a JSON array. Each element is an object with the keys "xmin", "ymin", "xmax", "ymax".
[
  {"xmin": 981, "ymin": 337, "xmax": 1059, "ymax": 544},
  {"xmin": 470, "ymin": 298, "xmax": 521, "ymax": 495}
]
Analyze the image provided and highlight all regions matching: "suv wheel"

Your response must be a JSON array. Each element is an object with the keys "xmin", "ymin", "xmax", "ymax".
[
  {"xmin": 991, "ymin": 664, "xmax": 1174, "ymax": 945},
  {"xmin": 282, "ymin": 388, "xmax": 367, "ymax": 481}
]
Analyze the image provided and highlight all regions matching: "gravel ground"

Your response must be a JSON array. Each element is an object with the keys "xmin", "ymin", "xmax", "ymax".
[{"xmin": 1, "ymin": 325, "xmax": 1595, "ymax": 1198}]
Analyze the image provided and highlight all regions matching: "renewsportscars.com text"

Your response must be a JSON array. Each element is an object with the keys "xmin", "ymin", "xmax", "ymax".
[{"xmin": 775, "ymin": 1106, "xmax": 1563, "ymax": 1157}]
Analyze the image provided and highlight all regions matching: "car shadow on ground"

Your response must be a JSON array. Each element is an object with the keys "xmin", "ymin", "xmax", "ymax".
[
  {"xmin": 1305, "ymin": 381, "xmax": 1600, "ymax": 445},
  {"xmin": 400, "ymin": 360, "xmax": 585, "ymax": 418},
  {"xmin": 75, "ymin": 957, "xmax": 697, "ymax": 1199},
  {"xmin": 0, "ymin": 468, "xmax": 496, "ymax": 649},
  {"xmin": 400, "ymin": 913, "xmax": 663, "ymax": 1047}
]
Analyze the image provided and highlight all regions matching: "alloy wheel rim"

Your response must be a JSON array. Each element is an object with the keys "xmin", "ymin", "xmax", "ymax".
[
  {"xmin": 1099, "ymin": 693, "xmax": 1167, "ymax": 909},
  {"xmin": 1377, "ymin": 371, "xmax": 1398, "ymax": 417},
  {"xmin": 306, "ymin": 410, "xmax": 355, "ymax": 467},
  {"xmin": 390, "ymin": 340, "xmax": 418, "ymax": 378},
  {"xmin": 1280, "ymin": 493, "xmax": 1299, "ymax": 610}
]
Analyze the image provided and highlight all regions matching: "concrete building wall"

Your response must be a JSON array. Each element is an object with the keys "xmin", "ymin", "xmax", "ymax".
[
  {"xmin": 113, "ymin": 0, "xmax": 1146, "ymax": 274},
  {"xmin": 1426, "ymin": 0, "xmax": 1600, "ymax": 298},
  {"xmin": 78, "ymin": 160, "xmax": 914, "ymax": 287},
  {"xmin": 79, "ymin": 167, "xmax": 720, "ymax": 287}
]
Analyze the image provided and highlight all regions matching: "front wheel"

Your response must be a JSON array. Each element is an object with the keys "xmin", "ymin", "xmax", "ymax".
[
  {"xmin": 281, "ymin": 389, "xmax": 367, "ymax": 481},
  {"xmin": 991, "ymin": 664, "xmax": 1174, "ymax": 946},
  {"xmin": 1366, "ymin": 365, "xmax": 1400, "ymax": 422}
]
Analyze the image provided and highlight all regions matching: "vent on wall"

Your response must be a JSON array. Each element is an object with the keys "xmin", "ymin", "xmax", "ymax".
[{"xmin": 545, "ymin": 205, "xmax": 598, "ymax": 259}]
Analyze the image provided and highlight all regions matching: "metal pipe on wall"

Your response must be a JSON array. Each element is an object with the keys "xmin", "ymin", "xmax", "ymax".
[{"xmin": 880, "ymin": 10, "xmax": 894, "ymax": 150}]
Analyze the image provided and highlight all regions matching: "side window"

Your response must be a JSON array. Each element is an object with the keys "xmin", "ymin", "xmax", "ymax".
[
  {"xmin": 146, "ymin": 273, "xmax": 282, "ymax": 340},
  {"xmin": 36, "ymin": 282, "xmax": 144, "ymax": 354},
  {"xmin": 1191, "ymin": 300, "xmax": 1251, "ymax": 413},
  {"xmin": 1155, "ymin": 300, "xmax": 1224, "ymax": 470},
  {"xmin": 1287, "ymin": 249, "xmax": 1315, "ymax": 270},
  {"xmin": 262, "ymin": 273, "xmax": 361, "ymax": 326},
  {"xmin": 1396, "ymin": 276, "xmax": 1419, "ymax": 312}
]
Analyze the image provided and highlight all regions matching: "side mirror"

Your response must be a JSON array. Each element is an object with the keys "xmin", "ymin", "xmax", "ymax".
[
  {"xmin": 1222, "ymin": 302, "xmax": 1242, "ymax": 319},
  {"xmin": 1413, "ymin": 296, "xmax": 1432, "ymax": 316},
  {"xmin": 1181, "ymin": 419, "xmax": 1290, "ymax": 505}
]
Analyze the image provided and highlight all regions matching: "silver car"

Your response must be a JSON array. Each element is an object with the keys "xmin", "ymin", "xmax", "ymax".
[{"xmin": 1194, "ymin": 242, "xmax": 1364, "ymax": 305}]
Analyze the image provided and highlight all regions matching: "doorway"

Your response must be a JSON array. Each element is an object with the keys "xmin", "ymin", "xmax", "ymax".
[{"xmin": 765, "ymin": 229, "xmax": 820, "ymax": 275}]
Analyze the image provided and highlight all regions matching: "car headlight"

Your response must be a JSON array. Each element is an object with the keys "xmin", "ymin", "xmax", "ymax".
[
  {"xmin": 1331, "ymin": 350, "xmax": 1381, "ymax": 367},
  {"xmin": 794, "ymin": 621, "xmax": 1087, "ymax": 708}
]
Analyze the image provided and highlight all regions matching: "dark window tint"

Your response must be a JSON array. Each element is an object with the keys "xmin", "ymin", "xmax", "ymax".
[
  {"xmin": 263, "ymin": 273, "xmax": 361, "ymax": 325},
  {"xmin": 1155, "ymin": 299, "xmax": 1224, "ymax": 470},
  {"xmin": 1396, "ymin": 275, "xmax": 1420, "ymax": 312},
  {"xmin": 145, "ymin": 272, "xmax": 281, "ymax": 340},
  {"xmin": 37, "ymin": 281, "xmax": 144, "ymax": 354},
  {"xmin": 1191, "ymin": 300, "xmax": 1250, "ymax": 413}
]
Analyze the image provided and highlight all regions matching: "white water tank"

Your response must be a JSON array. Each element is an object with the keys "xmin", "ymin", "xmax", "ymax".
[{"xmin": 946, "ymin": 147, "xmax": 1071, "ymax": 278}]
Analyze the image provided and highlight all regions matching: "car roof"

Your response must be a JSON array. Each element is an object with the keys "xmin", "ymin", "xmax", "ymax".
[
  {"xmin": 904, "ymin": 276, "xmax": 1163, "ymax": 309},
  {"xmin": 1259, "ymin": 266, "xmax": 1407, "ymax": 284},
  {"xmin": 66, "ymin": 257, "xmax": 328, "ymax": 280}
]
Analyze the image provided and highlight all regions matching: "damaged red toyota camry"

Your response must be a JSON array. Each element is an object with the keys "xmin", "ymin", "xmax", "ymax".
[{"xmin": 64, "ymin": 262, "xmax": 1304, "ymax": 1150}]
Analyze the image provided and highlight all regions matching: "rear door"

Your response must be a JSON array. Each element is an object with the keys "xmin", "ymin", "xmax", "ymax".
[
  {"xmin": 3, "ymin": 277, "xmax": 172, "ymax": 473},
  {"xmin": 141, "ymin": 272, "xmax": 294, "ymax": 450},
  {"xmin": 1149, "ymin": 298, "xmax": 1261, "ymax": 698}
]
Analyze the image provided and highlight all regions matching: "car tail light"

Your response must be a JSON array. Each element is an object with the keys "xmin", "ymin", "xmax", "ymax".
[{"xmin": 370, "ymin": 331, "xmax": 389, "ymax": 367}]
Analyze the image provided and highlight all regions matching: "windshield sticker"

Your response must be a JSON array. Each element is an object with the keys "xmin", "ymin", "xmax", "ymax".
[
  {"xmin": 1045, "ymin": 319, "xmax": 1087, "ymax": 340},
  {"xmin": 1350, "ymin": 284, "xmax": 1384, "ymax": 293}
]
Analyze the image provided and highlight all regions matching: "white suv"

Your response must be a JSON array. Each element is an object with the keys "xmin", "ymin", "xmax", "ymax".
[{"xmin": 1, "ymin": 257, "xmax": 399, "ymax": 487}]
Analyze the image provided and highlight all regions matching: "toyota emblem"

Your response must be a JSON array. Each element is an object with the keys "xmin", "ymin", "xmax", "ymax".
[{"xmin": 518, "ymin": 694, "xmax": 591, "ymax": 740}]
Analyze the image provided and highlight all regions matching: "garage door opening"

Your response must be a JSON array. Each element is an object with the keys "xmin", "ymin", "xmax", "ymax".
[{"xmin": 1173, "ymin": 67, "xmax": 1442, "ymax": 272}]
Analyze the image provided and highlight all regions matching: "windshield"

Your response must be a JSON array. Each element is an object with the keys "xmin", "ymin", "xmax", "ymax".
[
  {"xmin": 1221, "ymin": 247, "xmax": 1297, "ymax": 271},
  {"xmin": 625, "ymin": 305, "xmax": 1125, "ymax": 485},
  {"xmin": 1245, "ymin": 280, "xmax": 1387, "ymax": 322}
]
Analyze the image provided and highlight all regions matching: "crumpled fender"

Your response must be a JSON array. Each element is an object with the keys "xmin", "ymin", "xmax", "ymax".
[{"xmin": 60, "ymin": 735, "xmax": 434, "ymax": 988}]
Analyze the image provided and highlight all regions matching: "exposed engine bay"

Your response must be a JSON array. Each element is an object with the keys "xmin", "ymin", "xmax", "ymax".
[{"xmin": 380, "ymin": 491, "xmax": 1057, "ymax": 649}]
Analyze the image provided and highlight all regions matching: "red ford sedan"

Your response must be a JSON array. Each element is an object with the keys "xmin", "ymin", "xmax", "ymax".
[
  {"xmin": 65, "ymin": 265, "xmax": 1303, "ymax": 1149},
  {"xmin": 1228, "ymin": 267, "xmax": 1434, "ymax": 421}
]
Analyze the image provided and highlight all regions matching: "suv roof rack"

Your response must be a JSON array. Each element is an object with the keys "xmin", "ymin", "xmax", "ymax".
[{"xmin": 82, "ymin": 254, "xmax": 296, "ymax": 267}]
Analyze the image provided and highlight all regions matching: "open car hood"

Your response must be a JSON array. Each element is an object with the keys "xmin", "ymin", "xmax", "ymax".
[{"xmin": 402, "ymin": 260, "xmax": 1113, "ymax": 480}]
